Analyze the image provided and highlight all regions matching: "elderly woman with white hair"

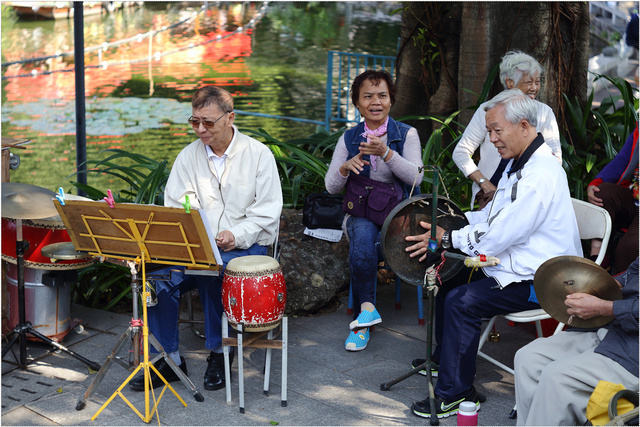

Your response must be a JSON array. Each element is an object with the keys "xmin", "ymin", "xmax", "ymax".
[{"xmin": 453, "ymin": 50, "xmax": 562, "ymax": 209}]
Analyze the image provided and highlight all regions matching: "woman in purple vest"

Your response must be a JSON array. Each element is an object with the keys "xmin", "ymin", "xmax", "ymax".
[{"xmin": 325, "ymin": 70, "xmax": 424, "ymax": 351}]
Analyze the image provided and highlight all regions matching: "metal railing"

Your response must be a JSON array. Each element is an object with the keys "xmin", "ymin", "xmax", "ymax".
[{"xmin": 324, "ymin": 51, "xmax": 396, "ymax": 130}]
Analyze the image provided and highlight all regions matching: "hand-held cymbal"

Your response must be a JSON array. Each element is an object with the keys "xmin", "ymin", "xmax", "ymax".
[
  {"xmin": 2, "ymin": 182, "xmax": 58, "ymax": 220},
  {"xmin": 534, "ymin": 256, "xmax": 622, "ymax": 328}
]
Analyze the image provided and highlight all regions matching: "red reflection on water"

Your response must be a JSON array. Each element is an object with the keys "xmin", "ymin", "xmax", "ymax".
[{"xmin": 3, "ymin": 28, "xmax": 253, "ymax": 103}]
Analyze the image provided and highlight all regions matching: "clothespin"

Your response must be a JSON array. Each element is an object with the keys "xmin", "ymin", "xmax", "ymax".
[
  {"xmin": 103, "ymin": 189, "xmax": 115, "ymax": 208},
  {"xmin": 182, "ymin": 195, "xmax": 191, "ymax": 213},
  {"xmin": 56, "ymin": 187, "xmax": 65, "ymax": 205}
]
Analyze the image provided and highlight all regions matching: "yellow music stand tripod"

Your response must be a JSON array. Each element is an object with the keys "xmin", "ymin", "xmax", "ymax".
[{"xmin": 53, "ymin": 199, "xmax": 221, "ymax": 423}]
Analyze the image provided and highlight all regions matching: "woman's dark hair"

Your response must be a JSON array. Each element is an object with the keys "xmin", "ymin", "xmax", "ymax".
[{"xmin": 350, "ymin": 69, "xmax": 396, "ymax": 107}]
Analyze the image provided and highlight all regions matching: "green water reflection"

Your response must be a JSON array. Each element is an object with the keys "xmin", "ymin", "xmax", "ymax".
[{"xmin": 1, "ymin": 2, "xmax": 400, "ymax": 195}]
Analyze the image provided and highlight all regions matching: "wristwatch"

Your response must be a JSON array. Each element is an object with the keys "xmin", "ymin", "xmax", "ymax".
[
  {"xmin": 441, "ymin": 230, "xmax": 451, "ymax": 249},
  {"xmin": 478, "ymin": 178, "xmax": 486, "ymax": 185}
]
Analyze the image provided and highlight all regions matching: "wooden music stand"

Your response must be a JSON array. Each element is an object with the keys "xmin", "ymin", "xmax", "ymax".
[{"xmin": 53, "ymin": 199, "xmax": 221, "ymax": 423}]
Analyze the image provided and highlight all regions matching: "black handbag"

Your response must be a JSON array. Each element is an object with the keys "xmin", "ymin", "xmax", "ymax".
[{"xmin": 303, "ymin": 193, "xmax": 345, "ymax": 230}]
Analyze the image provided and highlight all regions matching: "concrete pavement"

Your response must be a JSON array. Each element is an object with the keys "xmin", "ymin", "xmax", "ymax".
[{"xmin": 2, "ymin": 281, "xmax": 536, "ymax": 426}]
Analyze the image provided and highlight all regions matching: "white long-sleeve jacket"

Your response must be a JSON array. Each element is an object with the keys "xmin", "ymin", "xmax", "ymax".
[
  {"xmin": 453, "ymin": 99, "xmax": 562, "ymax": 208},
  {"xmin": 164, "ymin": 126, "xmax": 283, "ymax": 250},
  {"xmin": 451, "ymin": 141, "xmax": 581, "ymax": 288}
]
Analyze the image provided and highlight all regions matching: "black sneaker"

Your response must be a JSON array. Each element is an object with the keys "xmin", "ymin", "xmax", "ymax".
[
  {"xmin": 411, "ymin": 358, "xmax": 439, "ymax": 377},
  {"xmin": 411, "ymin": 387, "xmax": 481, "ymax": 419}
]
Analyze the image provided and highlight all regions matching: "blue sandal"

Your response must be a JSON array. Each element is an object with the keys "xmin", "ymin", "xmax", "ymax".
[
  {"xmin": 349, "ymin": 308, "xmax": 382, "ymax": 330},
  {"xmin": 345, "ymin": 329, "xmax": 370, "ymax": 351}
]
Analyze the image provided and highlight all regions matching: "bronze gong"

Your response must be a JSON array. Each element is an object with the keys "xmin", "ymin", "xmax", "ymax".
[
  {"xmin": 534, "ymin": 255, "xmax": 622, "ymax": 328},
  {"xmin": 381, "ymin": 194, "xmax": 469, "ymax": 286}
]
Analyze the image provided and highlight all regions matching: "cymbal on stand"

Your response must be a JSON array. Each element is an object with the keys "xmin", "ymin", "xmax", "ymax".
[
  {"xmin": 1, "ymin": 182, "xmax": 58, "ymax": 220},
  {"xmin": 534, "ymin": 256, "xmax": 622, "ymax": 328},
  {"xmin": 41, "ymin": 242, "xmax": 91, "ymax": 261},
  {"xmin": 24, "ymin": 194, "xmax": 92, "ymax": 228}
]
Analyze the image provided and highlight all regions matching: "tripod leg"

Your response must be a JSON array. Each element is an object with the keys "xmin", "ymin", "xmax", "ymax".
[
  {"xmin": 427, "ymin": 380, "xmax": 438, "ymax": 426},
  {"xmin": 380, "ymin": 363, "xmax": 427, "ymax": 390},
  {"xmin": 25, "ymin": 327, "xmax": 101, "ymax": 371},
  {"xmin": 1, "ymin": 329, "xmax": 21, "ymax": 363},
  {"xmin": 76, "ymin": 327, "xmax": 133, "ymax": 411},
  {"xmin": 147, "ymin": 334, "xmax": 204, "ymax": 402}
]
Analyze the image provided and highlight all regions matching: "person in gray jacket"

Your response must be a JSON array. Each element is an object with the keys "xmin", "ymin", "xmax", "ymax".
[{"xmin": 514, "ymin": 257, "xmax": 639, "ymax": 426}]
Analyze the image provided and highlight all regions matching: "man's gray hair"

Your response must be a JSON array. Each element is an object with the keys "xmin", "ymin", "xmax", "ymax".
[
  {"xmin": 484, "ymin": 89, "xmax": 538, "ymax": 128},
  {"xmin": 499, "ymin": 50, "xmax": 543, "ymax": 89}
]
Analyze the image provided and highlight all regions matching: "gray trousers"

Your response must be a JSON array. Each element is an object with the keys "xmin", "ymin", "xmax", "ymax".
[{"xmin": 514, "ymin": 329, "xmax": 638, "ymax": 426}]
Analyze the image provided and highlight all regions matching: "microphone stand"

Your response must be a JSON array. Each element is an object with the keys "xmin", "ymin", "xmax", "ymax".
[{"xmin": 380, "ymin": 167, "xmax": 440, "ymax": 426}]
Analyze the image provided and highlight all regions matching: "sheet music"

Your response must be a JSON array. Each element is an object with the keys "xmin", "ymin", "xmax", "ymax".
[
  {"xmin": 303, "ymin": 227, "xmax": 343, "ymax": 242},
  {"xmin": 197, "ymin": 209, "xmax": 223, "ymax": 265}
]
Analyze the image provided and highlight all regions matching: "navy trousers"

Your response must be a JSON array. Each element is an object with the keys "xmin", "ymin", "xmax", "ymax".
[{"xmin": 432, "ymin": 268, "xmax": 540, "ymax": 400}]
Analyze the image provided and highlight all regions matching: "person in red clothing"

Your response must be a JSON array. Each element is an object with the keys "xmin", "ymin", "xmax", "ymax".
[{"xmin": 587, "ymin": 124, "xmax": 638, "ymax": 274}]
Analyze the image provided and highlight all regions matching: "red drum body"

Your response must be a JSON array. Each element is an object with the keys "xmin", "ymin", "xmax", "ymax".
[
  {"xmin": 222, "ymin": 255, "xmax": 286, "ymax": 332},
  {"xmin": 1, "ymin": 217, "xmax": 92, "ymax": 270}
]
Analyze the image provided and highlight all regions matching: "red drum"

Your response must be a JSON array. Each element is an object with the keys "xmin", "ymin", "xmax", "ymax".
[
  {"xmin": 1, "ymin": 217, "xmax": 93, "ymax": 270},
  {"xmin": 222, "ymin": 255, "xmax": 286, "ymax": 332}
]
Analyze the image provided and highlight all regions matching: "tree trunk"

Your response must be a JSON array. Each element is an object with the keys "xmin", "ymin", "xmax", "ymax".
[
  {"xmin": 394, "ymin": 2, "xmax": 590, "ymax": 145},
  {"xmin": 391, "ymin": 3, "xmax": 432, "ymax": 142}
]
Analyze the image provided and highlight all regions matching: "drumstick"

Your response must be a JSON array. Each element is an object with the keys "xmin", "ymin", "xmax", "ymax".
[{"xmin": 443, "ymin": 251, "xmax": 500, "ymax": 267}]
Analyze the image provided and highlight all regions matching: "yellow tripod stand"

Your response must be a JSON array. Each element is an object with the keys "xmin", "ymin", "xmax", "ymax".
[{"xmin": 53, "ymin": 199, "xmax": 221, "ymax": 423}]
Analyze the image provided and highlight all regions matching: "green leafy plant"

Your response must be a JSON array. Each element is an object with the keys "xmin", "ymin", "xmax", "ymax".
[
  {"xmin": 397, "ymin": 110, "xmax": 471, "ymax": 209},
  {"xmin": 67, "ymin": 149, "xmax": 170, "ymax": 204},
  {"xmin": 561, "ymin": 73, "xmax": 638, "ymax": 200},
  {"xmin": 75, "ymin": 262, "xmax": 133, "ymax": 312}
]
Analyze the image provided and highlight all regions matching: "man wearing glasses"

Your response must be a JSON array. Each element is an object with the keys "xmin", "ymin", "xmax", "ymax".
[{"xmin": 129, "ymin": 86, "xmax": 283, "ymax": 393}]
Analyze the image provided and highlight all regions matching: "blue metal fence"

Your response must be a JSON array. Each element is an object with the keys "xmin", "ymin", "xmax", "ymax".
[{"xmin": 324, "ymin": 50, "xmax": 396, "ymax": 130}]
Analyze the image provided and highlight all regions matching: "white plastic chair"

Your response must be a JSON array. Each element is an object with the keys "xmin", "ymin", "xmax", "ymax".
[{"xmin": 477, "ymin": 198, "xmax": 613, "ymax": 375}]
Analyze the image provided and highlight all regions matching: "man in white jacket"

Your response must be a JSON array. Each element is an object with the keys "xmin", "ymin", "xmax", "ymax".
[
  {"xmin": 404, "ymin": 89, "xmax": 582, "ymax": 419},
  {"xmin": 129, "ymin": 86, "xmax": 283, "ymax": 393}
]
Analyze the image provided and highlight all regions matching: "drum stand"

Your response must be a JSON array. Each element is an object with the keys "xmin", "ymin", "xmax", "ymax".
[
  {"xmin": 76, "ymin": 261, "xmax": 204, "ymax": 416},
  {"xmin": 1, "ymin": 219, "xmax": 101, "ymax": 371}
]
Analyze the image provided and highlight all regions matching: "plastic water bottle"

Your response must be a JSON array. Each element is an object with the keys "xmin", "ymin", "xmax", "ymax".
[{"xmin": 457, "ymin": 401, "xmax": 478, "ymax": 426}]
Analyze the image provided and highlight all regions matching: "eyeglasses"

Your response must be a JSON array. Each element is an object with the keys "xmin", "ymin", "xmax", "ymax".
[{"xmin": 188, "ymin": 112, "xmax": 229, "ymax": 129}]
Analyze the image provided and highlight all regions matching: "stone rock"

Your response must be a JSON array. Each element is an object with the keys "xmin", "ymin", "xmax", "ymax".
[{"xmin": 277, "ymin": 209, "xmax": 350, "ymax": 315}]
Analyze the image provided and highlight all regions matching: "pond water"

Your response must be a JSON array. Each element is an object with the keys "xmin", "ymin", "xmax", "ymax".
[{"xmin": 1, "ymin": 1, "xmax": 401, "ymax": 194}]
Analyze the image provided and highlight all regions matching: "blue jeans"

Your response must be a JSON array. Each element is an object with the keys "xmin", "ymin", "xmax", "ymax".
[
  {"xmin": 146, "ymin": 244, "xmax": 267, "ymax": 353},
  {"xmin": 431, "ymin": 268, "xmax": 540, "ymax": 400},
  {"xmin": 346, "ymin": 216, "xmax": 383, "ymax": 319}
]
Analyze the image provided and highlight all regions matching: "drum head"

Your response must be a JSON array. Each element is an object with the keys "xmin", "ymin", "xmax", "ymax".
[
  {"xmin": 225, "ymin": 255, "xmax": 280, "ymax": 275},
  {"xmin": 381, "ymin": 194, "xmax": 469, "ymax": 286}
]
